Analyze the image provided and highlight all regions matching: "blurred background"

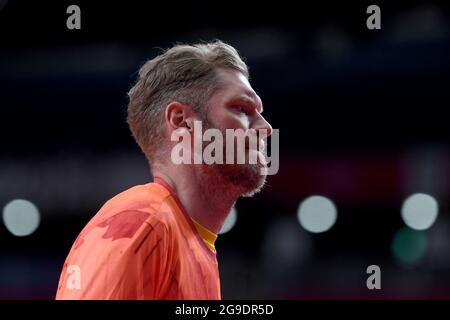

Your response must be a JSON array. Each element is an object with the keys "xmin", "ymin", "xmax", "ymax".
[{"xmin": 1, "ymin": 0, "xmax": 450, "ymax": 299}]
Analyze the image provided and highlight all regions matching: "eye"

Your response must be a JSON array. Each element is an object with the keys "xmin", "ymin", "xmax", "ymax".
[{"xmin": 233, "ymin": 106, "xmax": 249, "ymax": 115}]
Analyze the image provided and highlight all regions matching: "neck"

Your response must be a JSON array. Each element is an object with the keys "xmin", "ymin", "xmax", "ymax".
[{"xmin": 153, "ymin": 164, "xmax": 240, "ymax": 234}]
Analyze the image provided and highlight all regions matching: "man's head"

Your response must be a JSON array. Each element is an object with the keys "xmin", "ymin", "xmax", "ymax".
[{"xmin": 127, "ymin": 40, "xmax": 272, "ymax": 197}]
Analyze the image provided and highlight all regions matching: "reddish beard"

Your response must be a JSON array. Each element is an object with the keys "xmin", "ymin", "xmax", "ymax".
[{"xmin": 200, "ymin": 117, "xmax": 268, "ymax": 197}]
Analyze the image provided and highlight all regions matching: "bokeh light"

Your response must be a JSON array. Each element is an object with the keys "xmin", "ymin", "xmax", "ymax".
[
  {"xmin": 2, "ymin": 199, "xmax": 40, "ymax": 237},
  {"xmin": 219, "ymin": 207, "xmax": 237, "ymax": 234},
  {"xmin": 401, "ymin": 193, "xmax": 439, "ymax": 230},
  {"xmin": 297, "ymin": 196, "xmax": 337, "ymax": 233},
  {"xmin": 392, "ymin": 227, "xmax": 428, "ymax": 265}
]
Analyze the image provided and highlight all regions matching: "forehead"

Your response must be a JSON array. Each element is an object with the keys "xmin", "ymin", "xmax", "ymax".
[{"xmin": 211, "ymin": 68, "xmax": 263, "ymax": 110}]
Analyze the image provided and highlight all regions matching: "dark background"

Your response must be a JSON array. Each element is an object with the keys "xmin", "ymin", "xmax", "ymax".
[{"xmin": 1, "ymin": 0, "xmax": 450, "ymax": 299}]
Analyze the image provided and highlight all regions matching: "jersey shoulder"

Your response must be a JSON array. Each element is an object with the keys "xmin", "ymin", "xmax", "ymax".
[{"xmin": 73, "ymin": 183, "xmax": 175, "ymax": 255}]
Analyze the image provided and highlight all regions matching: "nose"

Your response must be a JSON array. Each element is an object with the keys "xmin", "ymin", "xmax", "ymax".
[{"xmin": 252, "ymin": 113, "xmax": 273, "ymax": 138}]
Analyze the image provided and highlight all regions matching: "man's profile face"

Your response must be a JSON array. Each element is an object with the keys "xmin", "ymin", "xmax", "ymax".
[{"xmin": 201, "ymin": 68, "xmax": 273, "ymax": 197}]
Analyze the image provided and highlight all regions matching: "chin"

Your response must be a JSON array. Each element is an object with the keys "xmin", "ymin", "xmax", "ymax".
[
  {"xmin": 240, "ymin": 171, "xmax": 267, "ymax": 197},
  {"xmin": 218, "ymin": 162, "xmax": 268, "ymax": 198}
]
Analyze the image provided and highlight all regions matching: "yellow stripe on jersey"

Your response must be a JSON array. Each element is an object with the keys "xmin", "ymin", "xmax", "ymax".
[{"xmin": 191, "ymin": 218, "xmax": 218, "ymax": 252}]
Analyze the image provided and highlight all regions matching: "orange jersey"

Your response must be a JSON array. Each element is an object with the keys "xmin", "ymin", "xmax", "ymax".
[{"xmin": 55, "ymin": 177, "xmax": 221, "ymax": 300}]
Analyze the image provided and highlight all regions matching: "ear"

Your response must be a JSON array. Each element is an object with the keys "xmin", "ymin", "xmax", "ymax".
[{"xmin": 165, "ymin": 101, "xmax": 195, "ymax": 132}]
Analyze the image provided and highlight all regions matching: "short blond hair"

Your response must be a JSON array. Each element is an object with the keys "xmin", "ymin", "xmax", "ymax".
[{"xmin": 127, "ymin": 40, "xmax": 249, "ymax": 164}]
